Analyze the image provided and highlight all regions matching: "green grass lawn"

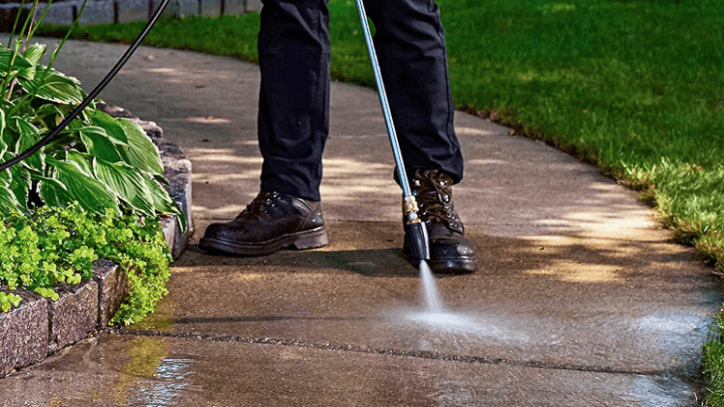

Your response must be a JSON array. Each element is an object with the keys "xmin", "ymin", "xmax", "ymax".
[{"xmin": 37, "ymin": 0, "xmax": 724, "ymax": 402}]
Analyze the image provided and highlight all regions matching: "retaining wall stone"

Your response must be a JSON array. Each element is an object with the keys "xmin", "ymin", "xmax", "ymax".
[
  {"xmin": 223, "ymin": 0, "xmax": 244, "ymax": 15},
  {"xmin": 246, "ymin": 0, "xmax": 262, "ymax": 12},
  {"xmin": 78, "ymin": 1, "xmax": 115, "ymax": 25},
  {"xmin": 0, "ymin": 290, "xmax": 48, "ymax": 377},
  {"xmin": 36, "ymin": 2, "xmax": 75, "ymax": 26},
  {"xmin": 116, "ymin": 0, "xmax": 149, "ymax": 24},
  {"xmin": 173, "ymin": 0, "xmax": 200, "ymax": 18},
  {"xmin": 199, "ymin": 0, "xmax": 221, "ymax": 16},
  {"xmin": 48, "ymin": 280, "xmax": 99, "ymax": 353},
  {"xmin": 92, "ymin": 260, "xmax": 129, "ymax": 328},
  {"xmin": 0, "ymin": 0, "xmax": 258, "ymax": 29}
]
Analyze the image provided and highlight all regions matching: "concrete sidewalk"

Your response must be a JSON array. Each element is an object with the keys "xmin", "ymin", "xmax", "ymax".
[{"xmin": 0, "ymin": 37, "xmax": 720, "ymax": 406}]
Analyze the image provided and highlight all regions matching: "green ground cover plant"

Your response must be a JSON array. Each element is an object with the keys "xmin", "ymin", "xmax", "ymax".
[
  {"xmin": 1, "ymin": 204, "xmax": 171, "ymax": 325},
  {"xmin": 36, "ymin": 0, "xmax": 724, "ymax": 401},
  {"xmin": 1, "ymin": 0, "xmax": 182, "ymax": 325}
]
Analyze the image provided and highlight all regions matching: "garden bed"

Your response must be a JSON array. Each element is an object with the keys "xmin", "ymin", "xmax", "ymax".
[{"xmin": 0, "ymin": 108, "xmax": 192, "ymax": 377}]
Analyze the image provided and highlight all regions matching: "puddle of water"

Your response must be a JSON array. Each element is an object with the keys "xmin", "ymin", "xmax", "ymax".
[
  {"xmin": 631, "ymin": 375, "xmax": 696, "ymax": 407},
  {"xmin": 636, "ymin": 312, "xmax": 716, "ymax": 374},
  {"xmin": 114, "ymin": 337, "xmax": 169, "ymax": 406},
  {"xmin": 136, "ymin": 357, "xmax": 193, "ymax": 406}
]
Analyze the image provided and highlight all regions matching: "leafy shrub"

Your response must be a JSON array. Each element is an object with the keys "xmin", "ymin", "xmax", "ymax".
[{"xmin": 1, "ymin": 203, "xmax": 172, "ymax": 324}]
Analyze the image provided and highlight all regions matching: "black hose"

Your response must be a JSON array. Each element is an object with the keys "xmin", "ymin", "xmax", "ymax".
[{"xmin": 0, "ymin": 0, "xmax": 171, "ymax": 172}]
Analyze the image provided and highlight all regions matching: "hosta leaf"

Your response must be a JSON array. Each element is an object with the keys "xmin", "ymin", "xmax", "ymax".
[
  {"xmin": 79, "ymin": 126, "xmax": 123, "ymax": 163},
  {"xmin": 13, "ymin": 117, "xmax": 44, "ymax": 172},
  {"xmin": 34, "ymin": 175, "xmax": 72, "ymax": 208},
  {"xmin": 0, "ymin": 48, "xmax": 35, "ymax": 80},
  {"xmin": 0, "ymin": 144, "xmax": 10, "ymax": 188},
  {"xmin": 0, "ymin": 108, "xmax": 6, "ymax": 148},
  {"xmin": 0, "ymin": 185, "xmax": 22, "ymax": 214},
  {"xmin": 10, "ymin": 116, "xmax": 39, "ymax": 138},
  {"xmin": 0, "ymin": 164, "xmax": 9, "ymax": 187},
  {"xmin": 142, "ymin": 174, "xmax": 186, "ymax": 232},
  {"xmin": 94, "ymin": 158, "xmax": 155, "ymax": 215},
  {"xmin": 8, "ymin": 169, "xmax": 30, "ymax": 212},
  {"xmin": 4, "ymin": 151, "xmax": 30, "ymax": 211},
  {"xmin": 45, "ymin": 157, "xmax": 118, "ymax": 215},
  {"xmin": 65, "ymin": 150, "xmax": 94, "ymax": 175},
  {"xmin": 36, "ymin": 103, "xmax": 66, "ymax": 127},
  {"xmin": 22, "ymin": 43, "xmax": 46, "ymax": 66},
  {"xmin": 88, "ymin": 109, "xmax": 129, "ymax": 144},
  {"xmin": 18, "ymin": 69, "xmax": 85, "ymax": 104},
  {"xmin": 116, "ymin": 118, "xmax": 163, "ymax": 175}
]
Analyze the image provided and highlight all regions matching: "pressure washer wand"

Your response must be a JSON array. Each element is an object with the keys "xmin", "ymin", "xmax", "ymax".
[{"xmin": 353, "ymin": 0, "xmax": 430, "ymax": 263}]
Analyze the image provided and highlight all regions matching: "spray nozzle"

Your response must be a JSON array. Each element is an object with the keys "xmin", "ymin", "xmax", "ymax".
[{"xmin": 403, "ymin": 196, "xmax": 430, "ymax": 263}]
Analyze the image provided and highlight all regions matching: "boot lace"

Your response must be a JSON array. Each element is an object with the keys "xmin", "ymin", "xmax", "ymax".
[
  {"xmin": 237, "ymin": 191, "xmax": 279, "ymax": 220},
  {"xmin": 413, "ymin": 171, "xmax": 455, "ymax": 224}
]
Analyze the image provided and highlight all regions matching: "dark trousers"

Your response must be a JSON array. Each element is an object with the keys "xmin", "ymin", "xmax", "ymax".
[{"xmin": 258, "ymin": 0, "xmax": 463, "ymax": 201}]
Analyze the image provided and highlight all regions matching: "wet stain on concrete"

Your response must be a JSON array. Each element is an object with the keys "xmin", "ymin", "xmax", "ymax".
[{"xmin": 113, "ymin": 337, "xmax": 169, "ymax": 406}]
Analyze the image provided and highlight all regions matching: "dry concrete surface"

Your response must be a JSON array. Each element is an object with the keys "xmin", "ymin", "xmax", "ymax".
[{"xmin": 0, "ymin": 37, "xmax": 720, "ymax": 406}]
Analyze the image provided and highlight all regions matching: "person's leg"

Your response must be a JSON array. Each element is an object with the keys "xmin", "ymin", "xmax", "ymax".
[
  {"xmin": 257, "ymin": 0, "xmax": 331, "ymax": 202},
  {"xmin": 199, "ymin": 0, "xmax": 331, "ymax": 255},
  {"xmin": 364, "ymin": 0, "xmax": 476, "ymax": 273},
  {"xmin": 363, "ymin": 0, "xmax": 463, "ymax": 183}
]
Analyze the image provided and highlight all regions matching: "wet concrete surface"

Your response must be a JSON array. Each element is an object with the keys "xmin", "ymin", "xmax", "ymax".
[
  {"xmin": 156, "ymin": 221, "xmax": 720, "ymax": 377},
  {"xmin": 0, "ymin": 333, "xmax": 698, "ymax": 407},
  {"xmin": 0, "ymin": 37, "xmax": 720, "ymax": 405}
]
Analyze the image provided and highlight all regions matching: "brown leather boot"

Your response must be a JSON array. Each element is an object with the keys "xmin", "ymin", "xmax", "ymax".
[
  {"xmin": 199, "ymin": 191, "xmax": 328, "ymax": 256},
  {"xmin": 404, "ymin": 169, "xmax": 477, "ymax": 273}
]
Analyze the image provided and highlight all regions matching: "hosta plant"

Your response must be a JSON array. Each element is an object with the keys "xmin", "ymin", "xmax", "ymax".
[{"xmin": 0, "ymin": 43, "xmax": 183, "ymax": 227}]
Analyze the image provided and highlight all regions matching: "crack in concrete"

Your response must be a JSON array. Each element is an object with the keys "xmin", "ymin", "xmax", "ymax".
[{"xmin": 111, "ymin": 328, "xmax": 671, "ymax": 378}]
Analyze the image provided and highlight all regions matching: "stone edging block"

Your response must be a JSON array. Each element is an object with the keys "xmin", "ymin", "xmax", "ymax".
[
  {"xmin": 92, "ymin": 259, "xmax": 129, "ymax": 328},
  {"xmin": 48, "ymin": 280, "xmax": 99, "ymax": 353},
  {"xmin": 0, "ymin": 289, "xmax": 48, "ymax": 377}
]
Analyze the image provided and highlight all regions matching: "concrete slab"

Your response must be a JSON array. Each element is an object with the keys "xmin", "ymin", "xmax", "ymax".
[
  {"xmin": 3, "ymin": 37, "xmax": 718, "ymax": 404},
  {"xmin": 144, "ymin": 220, "xmax": 718, "ymax": 377},
  {"xmin": 0, "ymin": 333, "xmax": 698, "ymax": 406}
]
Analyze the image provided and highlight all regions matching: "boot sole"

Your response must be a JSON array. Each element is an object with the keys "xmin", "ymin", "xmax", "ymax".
[
  {"xmin": 426, "ymin": 256, "xmax": 477, "ymax": 274},
  {"xmin": 199, "ymin": 226, "xmax": 328, "ymax": 256},
  {"xmin": 403, "ymin": 244, "xmax": 477, "ymax": 274}
]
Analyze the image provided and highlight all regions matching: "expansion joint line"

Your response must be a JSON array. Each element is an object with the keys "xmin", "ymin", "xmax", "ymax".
[{"xmin": 109, "ymin": 328, "xmax": 672, "ymax": 377}]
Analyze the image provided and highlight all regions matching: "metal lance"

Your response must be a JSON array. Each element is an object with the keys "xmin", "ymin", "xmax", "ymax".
[{"xmin": 353, "ymin": 0, "xmax": 430, "ymax": 263}]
